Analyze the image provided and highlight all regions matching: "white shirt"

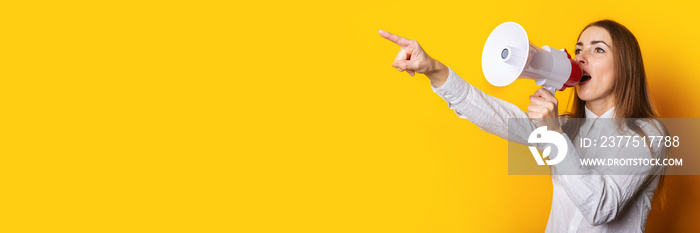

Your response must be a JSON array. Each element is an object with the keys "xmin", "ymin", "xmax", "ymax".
[{"xmin": 430, "ymin": 67, "xmax": 664, "ymax": 232}]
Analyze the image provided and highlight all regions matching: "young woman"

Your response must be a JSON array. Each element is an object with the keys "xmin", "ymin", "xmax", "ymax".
[{"xmin": 379, "ymin": 20, "xmax": 666, "ymax": 232}]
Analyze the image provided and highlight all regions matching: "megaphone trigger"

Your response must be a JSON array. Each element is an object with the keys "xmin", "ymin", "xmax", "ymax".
[{"xmin": 544, "ymin": 86, "xmax": 557, "ymax": 96}]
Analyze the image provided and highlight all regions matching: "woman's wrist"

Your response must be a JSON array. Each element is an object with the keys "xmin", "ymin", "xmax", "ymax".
[{"xmin": 425, "ymin": 58, "xmax": 449, "ymax": 88}]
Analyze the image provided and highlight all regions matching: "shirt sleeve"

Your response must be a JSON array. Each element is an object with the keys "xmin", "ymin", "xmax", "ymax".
[
  {"xmin": 431, "ymin": 66, "xmax": 534, "ymax": 144},
  {"xmin": 552, "ymin": 121, "xmax": 668, "ymax": 226}
]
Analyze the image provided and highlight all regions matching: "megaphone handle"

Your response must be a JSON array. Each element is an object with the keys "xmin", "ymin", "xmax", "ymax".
[{"xmin": 544, "ymin": 87, "xmax": 556, "ymax": 96}]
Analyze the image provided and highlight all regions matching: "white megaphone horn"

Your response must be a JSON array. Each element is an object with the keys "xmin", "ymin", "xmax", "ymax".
[{"xmin": 482, "ymin": 22, "xmax": 582, "ymax": 95}]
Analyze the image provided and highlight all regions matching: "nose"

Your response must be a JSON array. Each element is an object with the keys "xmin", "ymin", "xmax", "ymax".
[{"xmin": 575, "ymin": 53, "xmax": 587, "ymax": 65}]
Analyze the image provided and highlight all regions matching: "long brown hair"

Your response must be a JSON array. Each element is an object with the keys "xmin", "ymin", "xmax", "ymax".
[{"xmin": 560, "ymin": 19, "xmax": 666, "ymax": 208}]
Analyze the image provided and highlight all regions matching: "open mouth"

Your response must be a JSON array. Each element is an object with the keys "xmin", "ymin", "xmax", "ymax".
[{"xmin": 580, "ymin": 73, "xmax": 592, "ymax": 84}]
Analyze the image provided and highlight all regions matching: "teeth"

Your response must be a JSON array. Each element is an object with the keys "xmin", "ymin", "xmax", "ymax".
[{"xmin": 581, "ymin": 74, "xmax": 592, "ymax": 82}]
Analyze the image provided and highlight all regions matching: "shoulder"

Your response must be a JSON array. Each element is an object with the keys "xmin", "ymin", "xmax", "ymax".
[{"xmin": 635, "ymin": 118, "xmax": 667, "ymax": 137}]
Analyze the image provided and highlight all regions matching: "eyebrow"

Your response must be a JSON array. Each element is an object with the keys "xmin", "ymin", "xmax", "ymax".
[{"xmin": 576, "ymin": 40, "xmax": 610, "ymax": 47}]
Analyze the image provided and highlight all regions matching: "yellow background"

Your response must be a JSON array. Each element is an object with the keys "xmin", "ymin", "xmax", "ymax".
[{"xmin": 2, "ymin": 0, "xmax": 699, "ymax": 232}]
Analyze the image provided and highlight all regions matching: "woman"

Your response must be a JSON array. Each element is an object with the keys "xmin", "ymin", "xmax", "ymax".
[{"xmin": 379, "ymin": 20, "xmax": 666, "ymax": 232}]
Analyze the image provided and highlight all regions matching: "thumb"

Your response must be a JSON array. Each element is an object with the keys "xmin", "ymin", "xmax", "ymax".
[
  {"xmin": 392, "ymin": 60, "xmax": 419, "ymax": 72},
  {"xmin": 537, "ymin": 87, "xmax": 557, "ymax": 102}
]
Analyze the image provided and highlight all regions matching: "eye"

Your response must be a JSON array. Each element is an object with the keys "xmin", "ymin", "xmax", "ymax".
[
  {"xmin": 575, "ymin": 49, "xmax": 581, "ymax": 55},
  {"xmin": 595, "ymin": 47, "xmax": 605, "ymax": 53}
]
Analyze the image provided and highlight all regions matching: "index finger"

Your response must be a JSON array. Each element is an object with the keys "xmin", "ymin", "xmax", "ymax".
[{"xmin": 378, "ymin": 29, "xmax": 412, "ymax": 47}]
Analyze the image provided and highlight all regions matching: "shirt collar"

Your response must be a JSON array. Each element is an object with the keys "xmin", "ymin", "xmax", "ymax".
[{"xmin": 585, "ymin": 105, "xmax": 615, "ymax": 118}]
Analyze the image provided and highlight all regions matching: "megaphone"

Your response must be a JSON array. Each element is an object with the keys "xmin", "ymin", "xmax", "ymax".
[{"xmin": 482, "ymin": 22, "xmax": 582, "ymax": 95}]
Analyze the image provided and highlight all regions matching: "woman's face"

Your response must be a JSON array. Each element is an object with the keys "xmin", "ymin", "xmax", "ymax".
[{"xmin": 574, "ymin": 26, "xmax": 615, "ymax": 103}]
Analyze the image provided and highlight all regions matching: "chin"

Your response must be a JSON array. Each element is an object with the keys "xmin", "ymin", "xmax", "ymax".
[
  {"xmin": 576, "ymin": 87, "xmax": 593, "ymax": 101},
  {"xmin": 577, "ymin": 93, "xmax": 592, "ymax": 101},
  {"xmin": 577, "ymin": 86, "xmax": 612, "ymax": 102}
]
